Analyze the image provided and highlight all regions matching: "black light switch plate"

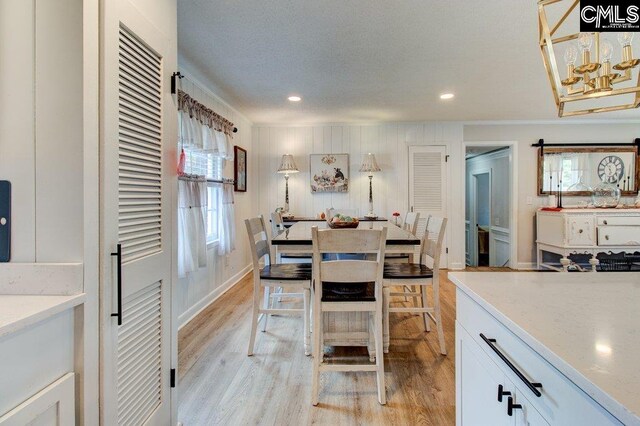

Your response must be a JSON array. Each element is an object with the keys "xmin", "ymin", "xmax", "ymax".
[{"xmin": 0, "ymin": 180, "xmax": 10, "ymax": 262}]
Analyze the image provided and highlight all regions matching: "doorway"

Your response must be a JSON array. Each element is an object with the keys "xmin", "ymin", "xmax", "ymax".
[{"xmin": 464, "ymin": 145, "xmax": 514, "ymax": 268}]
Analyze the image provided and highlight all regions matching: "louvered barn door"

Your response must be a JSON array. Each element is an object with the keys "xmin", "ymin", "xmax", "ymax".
[
  {"xmin": 101, "ymin": 3, "xmax": 172, "ymax": 425},
  {"xmin": 409, "ymin": 146, "xmax": 448, "ymax": 266}
]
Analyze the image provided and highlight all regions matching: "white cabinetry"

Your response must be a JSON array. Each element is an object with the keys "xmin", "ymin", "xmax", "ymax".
[
  {"xmin": 456, "ymin": 290, "xmax": 623, "ymax": 425},
  {"xmin": 536, "ymin": 209, "xmax": 640, "ymax": 271}
]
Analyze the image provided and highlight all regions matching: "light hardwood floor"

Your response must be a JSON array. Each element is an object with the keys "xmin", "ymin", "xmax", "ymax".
[{"xmin": 178, "ymin": 271, "xmax": 458, "ymax": 425}]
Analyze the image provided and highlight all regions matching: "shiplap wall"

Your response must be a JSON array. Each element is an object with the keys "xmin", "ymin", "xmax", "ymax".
[
  {"xmin": 175, "ymin": 64, "xmax": 255, "ymax": 327},
  {"xmin": 253, "ymin": 123, "xmax": 462, "ymax": 220}
]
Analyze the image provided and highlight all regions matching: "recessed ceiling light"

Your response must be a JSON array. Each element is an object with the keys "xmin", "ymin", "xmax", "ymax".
[
  {"xmin": 288, "ymin": 95, "xmax": 302, "ymax": 102},
  {"xmin": 440, "ymin": 93, "xmax": 454, "ymax": 100}
]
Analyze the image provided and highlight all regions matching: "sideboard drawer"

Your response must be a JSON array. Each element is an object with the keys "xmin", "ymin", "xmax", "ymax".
[
  {"xmin": 597, "ymin": 226, "xmax": 640, "ymax": 246},
  {"xmin": 597, "ymin": 216, "xmax": 640, "ymax": 226},
  {"xmin": 457, "ymin": 291, "xmax": 623, "ymax": 425}
]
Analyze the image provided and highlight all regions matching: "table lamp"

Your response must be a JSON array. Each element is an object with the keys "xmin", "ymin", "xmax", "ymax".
[
  {"xmin": 277, "ymin": 154, "xmax": 299, "ymax": 216},
  {"xmin": 359, "ymin": 153, "xmax": 381, "ymax": 218}
]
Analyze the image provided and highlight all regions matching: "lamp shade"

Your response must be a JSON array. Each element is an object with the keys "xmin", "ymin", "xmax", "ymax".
[
  {"xmin": 359, "ymin": 153, "xmax": 381, "ymax": 173},
  {"xmin": 277, "ymin": 154, "xmax": 299, "ymax": 173}
]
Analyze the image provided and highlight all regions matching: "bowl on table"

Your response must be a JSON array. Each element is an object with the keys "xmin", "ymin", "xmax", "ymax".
[{"xmin": 326, "ymin": 214, "xmax": 360, "ymax": 229}]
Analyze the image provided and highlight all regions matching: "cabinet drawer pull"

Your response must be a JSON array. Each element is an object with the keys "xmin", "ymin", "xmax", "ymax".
[
  {"xmin": 603, "ymin": 220, "xmax": 608, "ymax": 225},
  {"xmin": 579, "ymin": 229, "xmax": 583, "ymax": 234},
  {"xmin": 507, "ymin": 396, "xmax": 522, "ymax": 416},
  {"xmin": 497, "ymin": 384, "xmax": 511, "ymax": 402},
  {"xmin": 480, "ymin": 333, "xmax": 543, "ymax": 397}
]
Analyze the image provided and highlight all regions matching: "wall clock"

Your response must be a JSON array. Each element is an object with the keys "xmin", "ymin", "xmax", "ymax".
[{"xmin": 598, "ymin": 155, "xmax": 625, "ymax": 184}]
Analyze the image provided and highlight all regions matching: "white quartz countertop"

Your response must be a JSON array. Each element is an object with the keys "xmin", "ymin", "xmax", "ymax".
[
  {"xmin": 0, "ymin": 294, "xmax": 86, "ymax": 338},
  {"xmin": 449, "ymin": 272, "xmax": 640, "ymax": 426}
]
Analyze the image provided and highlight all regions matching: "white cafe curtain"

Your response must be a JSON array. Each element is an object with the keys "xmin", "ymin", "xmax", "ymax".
[
  {"xmin": 177, "ymin": 178, "xmax": 208, "ymax": 277},
  {"xmin": 178, "ymin": 108, "xmax": 233, "ymax": 160},
  {"xmin": 218, "ymin": 182, "xmax": 236, "ymax": 256}
]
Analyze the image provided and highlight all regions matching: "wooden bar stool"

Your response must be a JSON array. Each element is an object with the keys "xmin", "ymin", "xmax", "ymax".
[
  {"xmin": 383, "ymin": 215, "xmax": 447, "ymax": 355},
  {"xmin": 311, "ymin": 226, "xmax": 388, "ymax": 405},
  {"xmin": 245, "ymin": 216, "xmax": 312, "ymax": 356},
  {"xmin": 270, "ymin": 211, "xmax": 312, "ymax": 264},
  {"xmin": 385, "ymin": 211, "xmax": 420, "ymax": 263}
]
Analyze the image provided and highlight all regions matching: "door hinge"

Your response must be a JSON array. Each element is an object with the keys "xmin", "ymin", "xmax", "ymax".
[
  {"xmin": 446, "ymin": 248, "xmax": 449, "ymax": 254},
  {"xmin": 445, "ymin": 155, "xmax": 449, "ymax": 162},
  {"xmin": 170, "ymin": 368, "xmax": 176, "ymax": 388}
]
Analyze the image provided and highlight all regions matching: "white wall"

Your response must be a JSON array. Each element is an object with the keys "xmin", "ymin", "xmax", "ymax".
[
  {"xmin": 175, "ymin": 63, "xmax": 256, "ymax": 328},
  {"xmin": 463, "ymin": 122, "xmax": 640, "ymax": 268},
  {"xmin": 252, "ymin": 122, "xmax": 464, "ymax": 267}
]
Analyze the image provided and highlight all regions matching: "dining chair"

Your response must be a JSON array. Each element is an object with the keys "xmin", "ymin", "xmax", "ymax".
[
  {"xmin": 270, "ymin": 211, "xmax": 312, "ymax": 264},
  {"xmin": 385, "ymin": 211, "xmax": 420, "ymax": 263},
  {"xmin": 382, "ymin": 215, "xmax": 447, "ymax": 355},
  {"xmin": 245, "ymin": 216, "xmax": 312, "ymax": 356},
  {"xmin": 311, "ymin": 226, "xmax": 388, "ymax": 405}
]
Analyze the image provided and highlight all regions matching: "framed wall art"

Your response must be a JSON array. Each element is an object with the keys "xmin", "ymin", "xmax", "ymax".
[
  {"xmin": 234, "ymin": 146, "xmax": 247, "ymax": 192},
  {"xmin": 310, "ymin": 153, "xmax": 349, "ymax": 193}
]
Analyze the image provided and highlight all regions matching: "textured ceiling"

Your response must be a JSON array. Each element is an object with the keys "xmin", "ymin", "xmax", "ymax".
[{"xmin": 177, "ymin": 0, "xmax": 640, "ymax": 123}]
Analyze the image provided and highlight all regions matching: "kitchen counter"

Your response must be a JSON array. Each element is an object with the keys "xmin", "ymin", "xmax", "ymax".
[
  {"xmin": 0, "ymin": 293, "xmax": 85, "ymax": 338},
  {"xmin": 449, "ymin": 272, "xmax": 640, "ymax": 425}
]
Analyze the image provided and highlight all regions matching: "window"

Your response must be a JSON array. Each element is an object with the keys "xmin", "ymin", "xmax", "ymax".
[{"xmin": 184, "ymin": 149, "xmax": 223, "ymax": 244}]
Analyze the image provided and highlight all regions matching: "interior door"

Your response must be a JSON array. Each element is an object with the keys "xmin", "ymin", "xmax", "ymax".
[
  {"xmin": 409, "ymin": 145, "xmax": 448, "ymax": 266},
  {"xmin": 100, "ymin": 2, "xmax": 172, "ymax": 424}
]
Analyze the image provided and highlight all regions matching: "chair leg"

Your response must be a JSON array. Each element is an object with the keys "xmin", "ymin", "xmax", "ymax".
[
  {"xmin": 421, "ymin": 285, "xmax": 431, "ymax": 332},
  {"xmin": 433, "ymin": 281, "xmax": 447, "ymax": 355},
  {"xmin": 303, "ymin": 288, "xmax": 311, "ymax": 356},
  {"xmin": 311, "ymin": 289, "xmax": 322, "ymax": 405},
  {"xmin": 383, "ymin": 287, "xmax": 390, "ymax": 353},
  {"xmin": 261, "ymin": 286, "xmax": 271, "ymax": 332},
  {"xmin": 374, "ymin": 301, "xmax": 386, "ymax": 405},
  {"xmin": 411, "ymin": 285, "xmax": 420, "ymax": 309},
  {"xmin": 248, "ymin": 279, "xmax": 261, "ymax": 356}
]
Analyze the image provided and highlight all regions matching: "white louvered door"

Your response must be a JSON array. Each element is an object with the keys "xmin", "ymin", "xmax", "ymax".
[
  {"xmin": 101, "ymin": 2, "xmax": 172, "ymax": 425},
  {"xmin": 409, "ymin": 145, "xmax": 448, "ymax": 266}
]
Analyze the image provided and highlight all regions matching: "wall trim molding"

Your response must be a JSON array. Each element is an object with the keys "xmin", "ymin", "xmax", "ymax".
[
  {"xmin": 178, "ymin": 264, "xmax": 252, "ymax": 330},
  {"xmin": 516, "ymin": 262, "xmax": 538, "ymax": 270},
  {"xmin": 449, "ymin": 262, "xmax": 465, "ymax": 270}
]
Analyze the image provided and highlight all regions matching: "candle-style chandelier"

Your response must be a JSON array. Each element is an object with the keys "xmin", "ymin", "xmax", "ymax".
[{"xmin": 538, "ymin": 0, "xmax": 640, "ymax": 117}]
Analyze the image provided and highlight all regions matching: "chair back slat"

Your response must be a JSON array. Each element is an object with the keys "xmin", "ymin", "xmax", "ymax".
[
  {"xmin": 245, "ymin": 216, "xmax": 271, "ymax": 271},
  {"xmin": 419, "ymin": 215, "xmax": 447, "ymax": 272},
  {"xmin": 313, "ymin": 228, "xmax": 386, "ymax": 254},
  {"xmin": 270, "ymin": 211, "xmax": 285, "ymax": 238},
  {"xmin": 403, "ymin": 212, "xmax": 420, "ymax": 235},
  {"xmin": 312, "ymin": 227, "xmax": 387, "ymax": 290}
]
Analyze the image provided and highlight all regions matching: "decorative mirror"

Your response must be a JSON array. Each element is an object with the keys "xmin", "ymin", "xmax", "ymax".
[{"xmin": 537, "ymin": 147, "xmax": 639, "ymax": 196}]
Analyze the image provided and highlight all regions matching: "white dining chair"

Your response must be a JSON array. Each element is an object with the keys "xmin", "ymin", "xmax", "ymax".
[
  {"xmin": 270, "ymin": 211, "xmax": 312, "ymax": 264},
  {"xmin": 311, "ymin": 226, "xmax": 388, "ymax": 405},
  {"xmin": 245, "ymin": 216, "xmax": 312, "ymax": 356},
  {"xmin": 385, "ymin": 211, "xmax": 420, "ymax": 263},
  {"xmin": 382, "ymin": 215, "xmax": 447, "ymax": 355}
]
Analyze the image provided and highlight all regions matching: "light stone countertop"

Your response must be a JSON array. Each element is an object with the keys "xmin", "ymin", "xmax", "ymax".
[
  {"xmin": 449, "ymin": 272, "xmax": 640, "ymax": 426},
  {"xmin": 0, "ymin": 294, "xmax": 85, "ymax": 338}
]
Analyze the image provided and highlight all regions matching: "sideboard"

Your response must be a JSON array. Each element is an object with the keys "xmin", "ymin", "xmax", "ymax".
[{"xmin": 536, "ymin": 208, "xmax": 640, "ymax": 271}]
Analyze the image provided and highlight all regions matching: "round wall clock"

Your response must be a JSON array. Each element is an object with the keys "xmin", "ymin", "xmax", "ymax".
[{"xmin": 597, "ymin": 155, "xmax": 625, "ymax": 184}]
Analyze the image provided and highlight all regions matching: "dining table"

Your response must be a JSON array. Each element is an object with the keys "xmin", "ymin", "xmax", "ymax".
[{"xmin": 271, "ymin": 220, "xmax": 420, "ymax": 356}]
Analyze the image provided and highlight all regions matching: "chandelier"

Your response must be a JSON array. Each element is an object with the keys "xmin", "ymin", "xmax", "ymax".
[{"xmin": 538, "ymin": 0, "xmax": 640, "ymax": 117}]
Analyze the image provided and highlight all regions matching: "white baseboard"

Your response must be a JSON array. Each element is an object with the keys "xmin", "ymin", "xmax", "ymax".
[
  {"xmin": 449, "ymin": 262, "xmax": 465, "ymax": 270},
  {"xmin": 516, "ymin": 262, "xmax": 538, "ymax": 270},
  {"xmin": 178, "ymin": 264, "xmax": 252, "ymax": 330}
]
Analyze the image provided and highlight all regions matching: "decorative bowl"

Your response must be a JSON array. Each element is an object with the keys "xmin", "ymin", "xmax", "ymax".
[{"xmin": 327, "ymin": 220, "xmax": 360, "ymax": 229}]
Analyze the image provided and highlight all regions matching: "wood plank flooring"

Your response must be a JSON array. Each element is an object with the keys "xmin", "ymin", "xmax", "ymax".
[{"xmin": 178, "ymin": 271, "xmax": 459, "ymax": 425}]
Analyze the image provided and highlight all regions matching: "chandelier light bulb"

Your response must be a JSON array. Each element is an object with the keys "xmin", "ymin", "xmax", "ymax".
[
  {"xmin": 617, "ymin": 32, "xmax": 634, "ymax": 47},
  {"xmin": 600, "ymin": 39, "xmax": 614, "ymax": 62},
  {"xmin": 564, "ymin": 44, "xmax": 578, "ymax": 65},
  {"xmin": 578, "ymin": 32, "xmax": 593, "ymax": 52}
]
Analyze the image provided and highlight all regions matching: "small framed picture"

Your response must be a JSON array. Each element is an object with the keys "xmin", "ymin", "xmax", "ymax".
[
  {"xmin": 310, "ymin": 153, "xmax": 349, "ymax": 193},
  {"xmin": 234, "ymin": 146, "xmax": 247, "ymax": 192}
]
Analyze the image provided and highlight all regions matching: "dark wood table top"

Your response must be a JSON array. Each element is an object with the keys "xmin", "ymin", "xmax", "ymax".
[
  {"xmin": 271, "ymin": 221, "xmax": 419, "ymax": 246},
  {"xmin": 282, "ymin": 216, "xmax": 387, "ymax": 222}
]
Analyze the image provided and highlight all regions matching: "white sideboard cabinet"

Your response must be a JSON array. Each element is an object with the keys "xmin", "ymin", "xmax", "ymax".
[{"xmin": 536, "ymin": 208, "xmax": 640, "ymax": 271}]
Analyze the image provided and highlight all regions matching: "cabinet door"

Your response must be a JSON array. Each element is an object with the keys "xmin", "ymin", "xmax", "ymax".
[
  {"xmin": 566, "ymin": 216, "xmax": 595, "ymax": 246},
  {"xmin": 457, "ymin": 322, "xmax": 512, "ymax": 426},
  {"xmin": 513, "ymin": 391, "xmax": 550, "ymax": 426}
]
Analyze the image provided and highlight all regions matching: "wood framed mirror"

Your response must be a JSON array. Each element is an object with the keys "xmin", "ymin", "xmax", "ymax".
[{"xmin": 537, "ymin": 147, "xmax": 639, "ymax": 196}]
